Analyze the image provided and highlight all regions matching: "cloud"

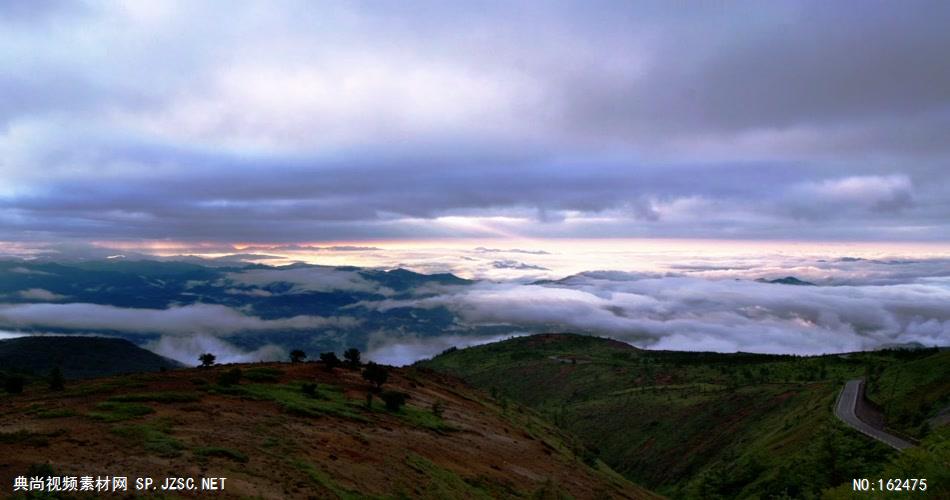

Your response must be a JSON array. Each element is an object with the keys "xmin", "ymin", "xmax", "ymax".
[
  {"xmin": 0, "ymin": 330, "xmax": 29, "ymax": 340},
  {"xmin": 226, "ymin": 266, "xmax": 392, "ymax": 295},
  {"xmin": 491, "ymin": 260, "xmax": 549, "ymax": 271},
  {"xmin": 366, "ymin": 274, "xmax": 950, "ymax": 356},
  {"xmin": 1, "ymin": 255, "xmax": 948, "ymax": 364},
  {"xmin": 224, "ymin": 287, "xmax": 273, "ymax": 297},
  {"xmin": 211, "ymin": 253, "xmax": 285, "ymax": 261},
  {"xmin": 0, "ymin": 302, "xmax": 359, "ymax": 336},
  {"xmin": 315, "ymin": 246, "xmax": 381, "ymax": 252},
  {"xmin": 9, "ymin": 266, "xmax": 53, "ymax": 275},
  {"xmin": 145, "ymin": 334, "xmax": 285, "ymax": 365},
  {"xmin": 17, "ymin": 288, "xmax": 66, "ymax": 301},
  {"xmin": 365, "ymin": 332, "xmax": 527, "ymax": 367},
  {"xmin": 784, "ymin": 175, "xmax": 914, "ymax": 218},
  {"xmin": 0, "ymin": 2, "xmax": 948, "ymax": 245},
  {"xmin": 238, "ymin": 244, "xmax": 382, "ymax": 253},
  {"xmin": 474, "ymin": 247, "xmax": 550, "ymax": 255}
]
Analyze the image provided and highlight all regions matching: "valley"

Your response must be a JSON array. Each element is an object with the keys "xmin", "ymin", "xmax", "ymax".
[{"xmin": 421, "ymin": 334, "xmax": 950, "ymax": 498}]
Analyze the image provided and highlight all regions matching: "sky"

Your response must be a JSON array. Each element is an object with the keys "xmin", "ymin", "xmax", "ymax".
[
  {"xmin": 1, "ymin": 1, "xmax": 949, "ymax": 361},
  {"xmin": 2, "ymin": 0, "xmax": 950, "ymax": 253}
]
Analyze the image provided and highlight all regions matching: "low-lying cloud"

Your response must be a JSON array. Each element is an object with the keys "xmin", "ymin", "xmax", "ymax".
[
  {"xmin": 226, "ymin": 267, "xmax": 392, "ymax": 295},
  {"xmin": 474, "ymin": 247, "xmax": 551, "ymax": 255},
  {"xmin": 146, "ymin": 334, "xmax": 285, "ymax": 366},
  {"xmin": 365, "ymin": 332, "xmax": 527, "ymax": 366},
  {"xmin": 17, "ymin": 288, "xmax": 67, "ymax": 301},
  {"xmin": 491, "ymin": 260, "xmax": 549, "ymax": 271},
  {"xmin": 0, "ymin": 302, "xmax": 359, "ymax": 336},
  {"xmin": 367, "ymin": 275, "xmax": 950, "ymax": 356},
  {"xmin": 1, "ymin": 255, "xmax": 947, "ymax": 365}
]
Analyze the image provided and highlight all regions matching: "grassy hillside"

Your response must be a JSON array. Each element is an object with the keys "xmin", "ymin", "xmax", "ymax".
[
  {"xmin": 866, "ymin": 350, "xmax": 950, "ymax": 438},
  {"xmin": 824, "ymin": 425, "xmax": 950, "ymax": 499},
  {"xmin": 0, "ymin": 336, "xmax": 181, "ymax": 379},
  {"xmin": 421, "ymin": 334, "xmax": 948, "ymax": 499},
  {"xmin": 0, "ymin": 359, "xmax": 657, "ymax": 499}
]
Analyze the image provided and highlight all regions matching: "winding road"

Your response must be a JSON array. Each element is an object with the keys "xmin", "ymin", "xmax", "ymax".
[{"xmin": 835, "ymin": 379, "xmax": 913, "ymax": 451}]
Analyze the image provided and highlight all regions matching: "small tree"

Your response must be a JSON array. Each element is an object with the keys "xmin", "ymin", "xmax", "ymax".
[
  {"xmin": 48, "ymin": 367, "xmax": 65, "ymax": 391},
  {"xmin": 380, "ymin": 391, "xmax": 408, "ymax": 411},
  {"xmin": 4, "ymin": 375, "xmax": 24, "ymax": 394},
  {"xmin": 320, "ymin": 352, "xmax": 341, "ymax": 371},
  {"xmin": 362, "ymin": 362, "xmax": 388, "ymax": 392},
  {"xmin": 290, "ymin": 349, "xmax": 307, "ymax": 363},
  {"xmin": 343, "ymin": 348, "xmax": 361, "ymax": 369},
  {"xmin": 199, "ymin": 353, "xmax": 216, "ymax": 368}
]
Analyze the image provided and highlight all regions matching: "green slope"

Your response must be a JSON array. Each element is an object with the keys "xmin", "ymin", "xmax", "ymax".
[
  {"xmin": 866, "ymin": 350, "xmax": 950, "ymax": 438},
  {"xmin": 420, "ymin": 334, "xmax": 948, "ymax": 499}
]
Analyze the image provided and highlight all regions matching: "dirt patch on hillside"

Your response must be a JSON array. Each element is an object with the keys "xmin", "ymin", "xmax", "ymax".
[{"xmin": 0, "ymin": 363, "xmax": 656, "ymax": 499}]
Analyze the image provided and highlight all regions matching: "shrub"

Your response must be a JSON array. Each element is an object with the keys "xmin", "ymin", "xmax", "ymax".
[
  {"xmin": 27, "ymin": 463, "xmax": 56, "ymax": 477},
  {"xmin": 5, "ymin": 375, "xmax": 24, "ymax": 394},
  {"xmin": 48, "ymin": 367, "xmax": 65, "ymax": 391},
  {"xmin": 199, "ymin": 353, "xmax": 216, "ymax": 367},
  {"xmin": 111, "ymin": 423, "xmax": 182, "ymax": 457},
  {"xmin": 320, "ymin": 352, "xmax": 341, "ymax": 371},
  {"xmin": 431, "ymin": 399, "xmax": 445, "ymax": 418},
  {"xmin": 0, "ymin": 430, "xmax": 51, "ymax": 445},
  {"xmin": 36, "ymin": 408, "xmax": 77, "ymax": 419},
  {"xmin": 343, "ymin": 348, "xmax": 361, "ymax": 369},
  {"xmin": 88, "ymin": 402, "xmax": 155, "ymax": 422},
  {"xmin": 194, "ymin": 446, "xmax": 249, "ymax": 463},
  {"xmin": 244, "ymin": 367, "xmax": 283, "ymax": 383},
  {"xmin": 361, "ymin": 362, "xmax": 388, "ymax": 391},
  {"xmin": 290, "ymin": 349, "xmax": 307, "ymax": 363},
  {"xmin": 109, "ymin": 392, "xmax": 200, "ymax": 403},
  {"xmin": 217, "ymin": 368, "xmax": 242, "ymax": 387},
  {"xmin": 380, "ymin": 391, "xmax": 408, "ymax": 411},
  {"xmin": 301, "ymin": 383, "xmax": 318, "ymax": 398}
]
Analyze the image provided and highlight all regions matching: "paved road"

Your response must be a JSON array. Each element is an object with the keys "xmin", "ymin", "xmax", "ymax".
[{"xmin": 835, "ymin": 379, "xmax": 913, "ymax": 451}]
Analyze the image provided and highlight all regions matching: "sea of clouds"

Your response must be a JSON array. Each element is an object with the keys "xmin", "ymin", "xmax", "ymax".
[
  {"xmin": 0, "ymin": 252, "xmax": 948, "ymax": 365},
  {"xmin": 365, "ymin": 274, "xmax": 949, "ymax": 364}
]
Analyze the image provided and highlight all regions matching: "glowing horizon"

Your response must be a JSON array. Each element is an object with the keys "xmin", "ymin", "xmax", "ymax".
[{"xmin": 0, "ymin": 237, "xmax": 933, "ymax": 282}]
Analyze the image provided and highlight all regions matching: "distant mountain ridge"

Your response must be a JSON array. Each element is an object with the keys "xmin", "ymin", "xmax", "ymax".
[
  {"xmin": 0, "ymin": 336, "xmax": 181, "ymax": 379},
  {"xmin": 0, "ymin": 259, "xmax": 477, "ymax": 356},
  {"xmin": 756, "ymin": 275, "xmax": 817, "ymax": 286}
]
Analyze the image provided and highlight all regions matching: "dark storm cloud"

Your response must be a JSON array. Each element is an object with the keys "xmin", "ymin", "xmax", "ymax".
[{"xmin": 2, "ymin": 1, "xmax": 949, "ymax": 244}]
